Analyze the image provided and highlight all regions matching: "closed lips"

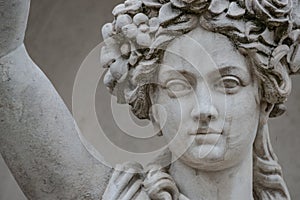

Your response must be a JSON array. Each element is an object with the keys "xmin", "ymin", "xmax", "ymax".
[{"xmin": 189, "ymin": 128, "xmax": 222, "ymax": 135}]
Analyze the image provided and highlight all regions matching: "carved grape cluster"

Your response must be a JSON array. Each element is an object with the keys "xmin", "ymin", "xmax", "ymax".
[{"xmin": 101, "ymin": 0, "xmax": 162, "ymax": 101}]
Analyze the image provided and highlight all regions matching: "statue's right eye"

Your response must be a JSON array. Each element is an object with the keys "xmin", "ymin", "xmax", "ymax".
[{"xmin": 165, "ymin": 79, "xmax": 192, "ymax": 98}]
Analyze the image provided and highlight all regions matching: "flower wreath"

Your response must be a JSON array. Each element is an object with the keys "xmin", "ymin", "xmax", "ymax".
[{"xmin": 101, "ymin": 0, "xmax": 300, "ymax": 119}]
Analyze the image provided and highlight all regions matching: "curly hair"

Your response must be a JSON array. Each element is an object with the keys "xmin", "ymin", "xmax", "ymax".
[{"xmin": 101, "ymin": 0, "xmax": 299, "ymax": 199}]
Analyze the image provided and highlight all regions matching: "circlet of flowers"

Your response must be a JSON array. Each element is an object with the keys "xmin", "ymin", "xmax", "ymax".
[{"xmin": 100, "ymin": 0, "xmax": 300, "ymax": 114}]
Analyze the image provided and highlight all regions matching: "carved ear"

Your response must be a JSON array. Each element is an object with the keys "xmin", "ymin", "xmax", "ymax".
[
  {"xmin": 148, "ymin": 85, "xmax": 158, "ymax": 125},
  {"xmin": 149, "ymin": 104, "xmax": 163, "ymax": 136},
  {"xmin": 148, "ymin": 86, "xmax": 164, "ymax": 136},
  {"xmin": 259, "ymin": 101, "xmax": 274, "ymax": 124}
]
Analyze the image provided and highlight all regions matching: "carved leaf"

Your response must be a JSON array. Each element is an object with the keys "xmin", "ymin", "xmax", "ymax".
[
  {"xmin": 189, "ymin": 1, "xmax": 209, "ymax": 13},
  {"xmin": 182, "ymin": 0, "xmax": 196, "ymax": 3},
  {"xmin": 245, "ymin": 0, "xmax": 255, "ymax": 15},
  {"xmin": 270, "ymin": 45, "xmax": 290, "ymax": 69},
  {"xmin": 239, "ymin": 42, "xmax": 272, "ymax": 67},
  {"xmin": 287, "ymin": 44, "xmax": 300, "ymax": 73},
  {"xmin": 131, "ymin": 59, "xmax": 158, "ymax": 87},
  {"xmin": 132, "ymin": 58, "xmax": 159, "ymax": 82},
  {"xmin": 245, "ymin": 22, "xmax": 262, "ymax": 37},
  {"xmin": 208, "ymin": 0, "xmax": 229, "ymax": 15},
  {"xmin": 227, "ymin": 2, "xmax": 245, "ymax": 18},
  {"xmin": 245, "ymin": 0, "xmax": 292, "ymax": 27},
  {"xmin": 254, "ymin": 53, "xmax": 270, "ymax": 68},
  {"xmin": 158, "ymin": 2, "xmax": 182, "ymax": 24},
  {"xmin": 291, "ymin": 0, "xmax": 300, "ymax": 27},
  {"xmin": 288, "ymin": 29, "xmax": 300, "ymax": 42},
  {"xmin": 164, "ymin": 14, "xmax": 198, "ymax": 32},
  {"xmin": 273, "ymin": 0, "xmax": 290, "ymax": 8},
  {"xmin": 170, "ymin": 0, "xmax": 186, "ymax": 8},
  {"xmin": 201, "ymin": 13, "xmax": 246, "ymax": 34},
  {"xmin": 138, "ymin": 57, "xmax": 159, "ymax": 66},
  {"xmin": 240, "ymin": 42, "xmax": 272, "ymax": 55},
  {"xmin": 142, "ymin": 0, "xmax": 162, "ymax": 7},
  {"xmin": 148, "ymin": 34, "xmax": 176, "ymax": 56},
  {"xmin": 258, "ymin": 28, "xmax": 276, "ymax": 47}
]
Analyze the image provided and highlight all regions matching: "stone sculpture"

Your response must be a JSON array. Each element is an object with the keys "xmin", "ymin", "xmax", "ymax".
[
  {"xmin": 0, "ymin": 0, "xmax": 299, "ymax": 199},
  {"xmin": 100, "ymin": 0, "xmax": 300, "ymax": 199}
]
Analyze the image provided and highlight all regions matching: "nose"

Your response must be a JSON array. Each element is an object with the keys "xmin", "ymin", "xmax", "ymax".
[{"xmin": 191, "ymin": 84, "xmax": 218, "ymax": 123}]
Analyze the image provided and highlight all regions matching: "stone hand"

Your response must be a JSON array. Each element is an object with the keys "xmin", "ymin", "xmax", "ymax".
[{"xmin": 102, "ymin": 162, "xmax": 149, "ymax": 200}]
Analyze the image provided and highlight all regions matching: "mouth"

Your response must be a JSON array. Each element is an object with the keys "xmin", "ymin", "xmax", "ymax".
[
  {"xmin": 189, "ymin": 127, "xmax": 223, "ymax": 145},
  {"xmin": 189, "ymin": 127, "xmax": 222, "ymax": 135}
]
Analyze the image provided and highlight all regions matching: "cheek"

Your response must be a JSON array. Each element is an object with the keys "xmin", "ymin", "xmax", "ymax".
[
  {"xmin": 155, "ymin": 90, "xmax": 179, "ymax": 139},
  {"xmin": 225, "ymin": 86, "xmax": 260, "ymax": 149},
  {"xmin": 154, "ymin": 89, "xmax": 194, "ymax": 141}
]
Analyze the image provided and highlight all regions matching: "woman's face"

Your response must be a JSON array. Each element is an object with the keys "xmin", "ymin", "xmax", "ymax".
[{"xmin": 151, "ymin": 26, "xmax": 260, "ymax": 170}]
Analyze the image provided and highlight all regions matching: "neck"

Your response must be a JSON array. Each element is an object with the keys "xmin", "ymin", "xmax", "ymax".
[{"xmin": 169, "ymin": 152, "xmax": 253, "ymax": 200}]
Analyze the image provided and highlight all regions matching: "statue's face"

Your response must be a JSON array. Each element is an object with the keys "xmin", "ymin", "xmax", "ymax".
[{"xmin": 152, "ymin": 26, "xmax": 260, "ymax": 170}]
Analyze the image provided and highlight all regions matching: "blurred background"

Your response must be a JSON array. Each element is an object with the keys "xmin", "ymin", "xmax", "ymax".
[{"xmin": 1, "ymin": 0, "xmax": 299, "ymax": 199}]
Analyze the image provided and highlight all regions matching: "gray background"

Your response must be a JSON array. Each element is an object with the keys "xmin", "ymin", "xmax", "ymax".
[{"xmin": 1, "ymin": 0, "xmax": 299, "ymax": 199}]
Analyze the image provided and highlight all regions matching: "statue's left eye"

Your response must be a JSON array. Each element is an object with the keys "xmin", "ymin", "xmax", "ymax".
[
  {"xmin": 216, "ymin": 76, "xmax": 241, "ymax": 94},
  {"xmin": 223, "ymin": 77, "xmax": 240, "ymax": 88}
]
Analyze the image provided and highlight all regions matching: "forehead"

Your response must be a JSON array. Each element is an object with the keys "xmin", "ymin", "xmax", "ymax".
[{"xmin": 160, "ymin": 26, "xmax": 249, "ymax": 76}]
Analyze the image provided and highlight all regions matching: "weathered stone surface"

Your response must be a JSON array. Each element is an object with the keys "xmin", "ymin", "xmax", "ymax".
[
  {"xmin": 0, "ymin": 44, "xmax": 111, "ymax": 199},
  {"xmin": 100, "ymin": 0, "xmax": 299, "ymax": 199},
  {"xmin": 0, "ymin": 0, "xmax": 300, "ymax": 199},
  {"xmin": 0, "ymin": 1, "xmax": 111, "ymax": 199},
  {"xmin": 0, "ymin": 0, "xmax": 29, "ymax": 58}
]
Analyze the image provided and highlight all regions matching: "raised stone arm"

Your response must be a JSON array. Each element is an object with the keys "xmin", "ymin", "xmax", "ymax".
[
  {"xmin": 0, "ymin": 0, "xmax": 29, "ymax": 57},
  {"xmin": 0, "ymin": 1, "xmax": 110, "ymax": 199}
]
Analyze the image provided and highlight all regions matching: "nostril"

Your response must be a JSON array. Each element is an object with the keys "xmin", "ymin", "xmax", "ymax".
[
  {"xmin": 191, "ymin": 104, "xmax": 219, "ymax": 122},
  {"xmin": 199, "ymin": 113, "xmax": 213, "ymax": 122}
]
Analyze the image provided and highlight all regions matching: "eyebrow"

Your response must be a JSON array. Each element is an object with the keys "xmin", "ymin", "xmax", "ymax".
[
  {"xmin": 159, "ymin": 69, "xmax": 197, "ymax": 86},
  {"xmin": 217, "ymin": 66, "xmax": 251, "ymax": 86}
]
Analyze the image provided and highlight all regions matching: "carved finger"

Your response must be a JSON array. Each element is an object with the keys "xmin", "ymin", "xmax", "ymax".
[
  {"xmin": 103, "ymin": 162, "xmax": 143, "ymax": 200},
  {"xmin": 103, "ymin": 165, "xmax": 126, "ymax": 200},
  {"xmin": 113, "ymin": 161, "xmax": 142, "ymax": 183},
  {"xmin": 110, "ymin": 164, "xmax": 124, "ymax": 183},
  {"xmin": 121, "ymin": 179, "xmax": 142, "ymax": 200},
  {"xmin": 102, "ymin": 183, "xmax": 119, "ymax": 200},
  {"xmin": 116, "ymin": 168, "xmax": 138, "ymax": 189}
]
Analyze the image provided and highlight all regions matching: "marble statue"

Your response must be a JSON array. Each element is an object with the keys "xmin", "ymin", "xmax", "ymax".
[
  {"xmin": 100, "ymin": 0, "xmax": 300, "ymax": 199},
  {"xmin": 0, "ymin": 0, "xmax": 299, "ymax": 199}
]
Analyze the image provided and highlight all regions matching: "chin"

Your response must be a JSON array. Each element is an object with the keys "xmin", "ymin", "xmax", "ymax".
[
  {"xmin": 180, "ymin": 143, "xmax": 253, "ymax": 171},
  {"xmin": 179, "ymin": 142, "xmax": 231, "ymax": 171}
]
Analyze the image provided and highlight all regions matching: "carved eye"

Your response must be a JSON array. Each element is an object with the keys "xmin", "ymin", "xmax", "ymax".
[
  {"xmin": 165, "ymin": 79, "xmax": 192, "ymax": 98},
  {"xmin": 216, "ymin": 76, "xmax": 241, "ymax": 94}
]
